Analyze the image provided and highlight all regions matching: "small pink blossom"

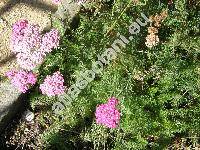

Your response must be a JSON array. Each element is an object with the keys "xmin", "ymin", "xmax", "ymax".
[
  {"xmin": 52, "ymin": 0, "xmax": 61, "ymax": 4},
  {"xmin": 12, "ymin": 19, "xmax": 28, "ymax": 36},
  {"xmin": 40, "ymin": 29, "xmax": 60, "ymax": 53},
  {"xmin": 40, "ymin": 71, "xmax": 65, "ymax": 96},
  {"xmin": 16, "ymin": 53, "xmax": 36, "ymax": 71},
  {"xmin": 16, "ymin": 51, "xmax": 45, "ymax": 71},
  {"xmin": 95, "ymin": 97, "xmax": 120, "ymax": 128},
  {"xmin": 6, "ymin": 70, "xmax": 37, "ymax": 93}
]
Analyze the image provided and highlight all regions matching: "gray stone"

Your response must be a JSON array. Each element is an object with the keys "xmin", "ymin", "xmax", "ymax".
[{"xmin": 0, "ymin": 82, "xmax": 24, "ymax": 133}]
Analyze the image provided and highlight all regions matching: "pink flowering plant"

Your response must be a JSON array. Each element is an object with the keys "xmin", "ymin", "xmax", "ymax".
[
  {"xmin": 4, "ymin": 1, "xmax": 199, "ymax": 149},
  {"xmin": 52, "ymin": 0, "xmax": 61, "ymax": 4},
  {"xmin": 39, "ymin": 71, "xmax": 65, "ymax": 96},
  {"xmin": 6, "ymin": 19, "xmax": 61, "ymax": 94},
  {"xmin": 10, "ymin": 20, "xmax": 60, "ymax": 71},
  {"xmin": 95, "ymin": 97, "xmax": 120, "ymax": 128},
  {"xmin": 6, "ymin": 70, "xmax": 37, "ymax": 93}
]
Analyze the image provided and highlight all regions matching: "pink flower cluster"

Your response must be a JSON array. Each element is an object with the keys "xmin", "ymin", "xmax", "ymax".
[
  {"xmin": 40, "ymin": 29, "xmax": 60, "ymax": 53},
  {"xmin": 11, "ymin": 20, "xmax": 41, "ymax": 54},
  {"xmin": 40, "ymin": 71, "xmax": 65, "ymax": 96},
  {"xmin": 52, "ymin": 0, "xmax": 61, "ymax": 4},
  {"xmin": 6, "ymin": 70, "xmax": 37, "ymax": 93},
  {"xmin": 10, "ymin": 20, "xmax": 60, "ymax": 71},
  {"xmin": 7, "ymin": 20, "xmax": 63, "ymax": 94},
  {"xmin": 95, "ymin": 97, "xmax": 120, "ymax": 128}
]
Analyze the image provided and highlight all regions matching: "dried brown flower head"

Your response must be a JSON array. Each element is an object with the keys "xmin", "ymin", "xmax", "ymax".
[
  {"xmin": 145, "ymin": 33, "xmax": 159, "ymax": 48},
  {"xmin": 150, "ymin": 10, "xmax": 168, "ymax": 28},
  {"xmin": 148, "ymin": 27, "xmax": 158, "ymax": 34}
]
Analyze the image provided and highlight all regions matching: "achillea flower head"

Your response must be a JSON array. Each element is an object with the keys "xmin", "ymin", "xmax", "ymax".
[
  {"xmin": 16, "ymin": 53, "xmax": 36, "ymax": 71},
  {"xmin": 11, "ymin": 22, "xmax": 41, "ymax": 54},
  {"xmin": 40, "ymin": 29, "xmax": 60, "ymax": 53},
  {"xmin": 16, "ymin": 51, "xmax": 45, "ymax": 71},
  {"xmin": 6, "ymin": 70, "xmax": 37, "ymax": 93},
  {"xmin": 40, "ymin": 71, "xmax": 65, "ymax": 96},
  {"xmin": 95, "ymin": 97, "xmax": 120, "ymax": 128},
  {"xmin": 22, "ymin": 24, "xmax": 42, "ymax": 52},
  {"xmin": 52, "ymin": 0, "xmax": 61, "ymax": 4},
  {"xmin": 10, "ymin": 20, "xmax": 60, "ymax": 70},
  {"xmin": 12, "ymin": 19, "xmax": 28, "ymax": 35}
]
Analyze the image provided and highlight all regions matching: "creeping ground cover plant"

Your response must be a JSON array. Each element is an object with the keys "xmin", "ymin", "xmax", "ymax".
[{"xmin": 2, "ymin": 0, "xmax": 200, "ymax": 149}]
